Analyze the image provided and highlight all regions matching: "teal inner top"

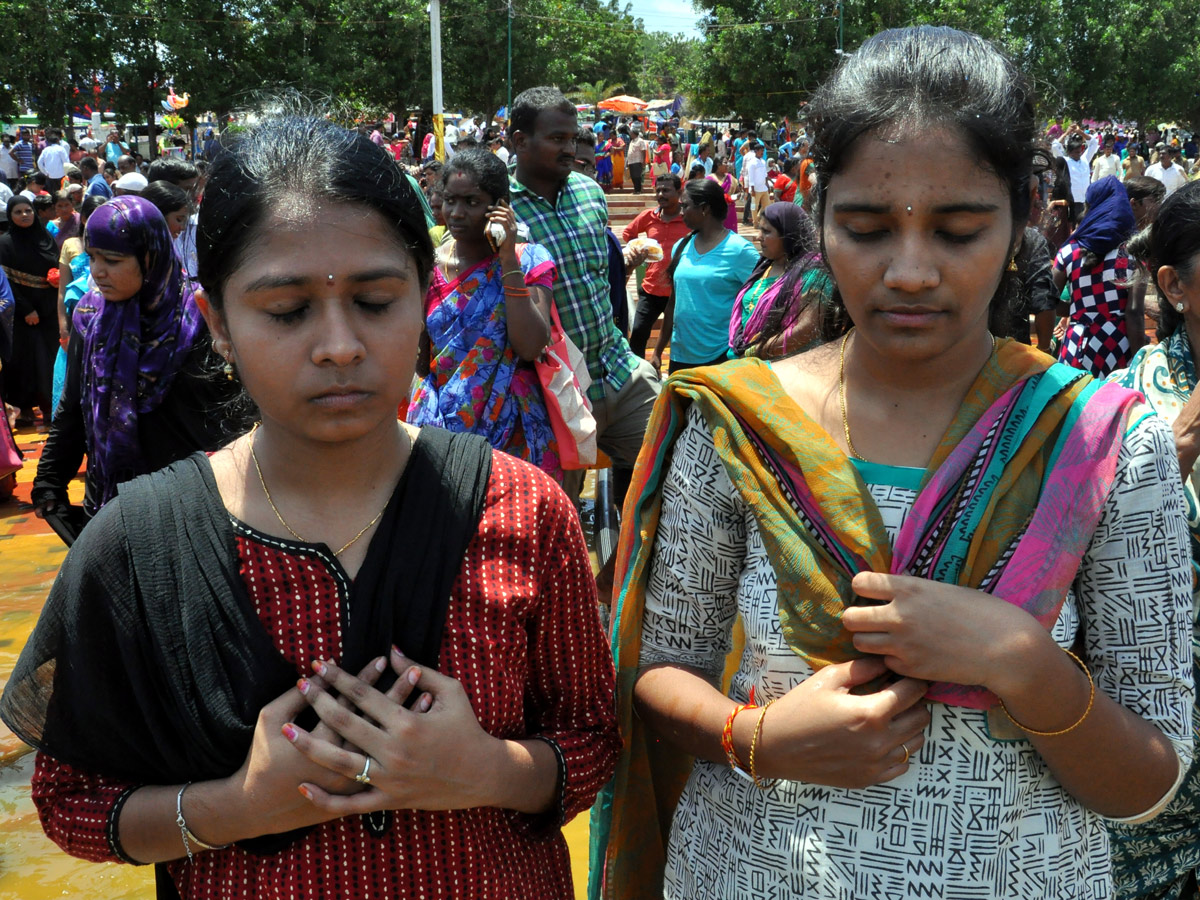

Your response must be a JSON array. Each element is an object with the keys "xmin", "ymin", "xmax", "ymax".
[{"xmin": 849, "ymin": 457, "xmax": 925, "ymax": 491}]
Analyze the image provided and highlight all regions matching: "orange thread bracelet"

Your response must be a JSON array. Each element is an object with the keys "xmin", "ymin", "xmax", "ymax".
[{"xmin": 721, "ymin": 703, "xmax": 756, "ymax": 771}]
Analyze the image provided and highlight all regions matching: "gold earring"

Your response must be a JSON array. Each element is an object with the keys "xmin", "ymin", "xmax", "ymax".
[
  {"xmin": 223, "ymin": 359, "xmax": 235, "ymax": 381},
  {"xmin": 1007, "ymin": 255, "xmax": 1019, "ymax": 273}
]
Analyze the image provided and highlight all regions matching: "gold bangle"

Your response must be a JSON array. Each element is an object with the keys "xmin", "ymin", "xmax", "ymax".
[
  {"xmin": 501, "ymin": 269, "xmax": 523, "ymax": 280},
  {"xmin": 748, "ymin": 699, "xmax": 777, "ymax": 790},
  {"xmin": 999, "ymin": 648, "xmax": 1095, "ymax": 737}
]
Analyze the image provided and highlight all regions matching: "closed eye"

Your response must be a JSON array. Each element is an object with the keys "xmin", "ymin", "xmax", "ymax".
[
  {"xmin": 269, "ymin": 305, "xmax": 307, "ymax": 324},
  {"xmin": 938, "ymin": 230, "xmax": 983, "ymax": 245},
  {"xmin": 356, "ymin": 298, "xmax": 393, "ymax": 314},
  {"xmin": 844, "ymin": 229, "xmax": 887, "ymax": 243}
]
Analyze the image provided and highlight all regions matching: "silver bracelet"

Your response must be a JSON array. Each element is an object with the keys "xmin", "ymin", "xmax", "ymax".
[{"xmin": 175, "ymin": 782, "xmax": 231, "ymax": 862}]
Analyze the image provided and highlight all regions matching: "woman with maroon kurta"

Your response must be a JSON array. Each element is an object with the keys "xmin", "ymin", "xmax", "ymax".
[{"xmin": 2, "ymin": 115, "xmax": 618, "ymax": 900}]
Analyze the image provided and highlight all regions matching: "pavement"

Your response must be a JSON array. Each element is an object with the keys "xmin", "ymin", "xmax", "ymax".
[{"xmin": 0, "ymin": 426, "xmax": 72, "ymax": 765}]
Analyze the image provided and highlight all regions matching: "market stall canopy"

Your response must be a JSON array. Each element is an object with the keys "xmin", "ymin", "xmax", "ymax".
[
  {"xmin": 598, "ymin": 95, "xmax": 647, "ymax": 113},
  {"xmin": 646, "ymin": 95, "xmax": 685, "ymax": 117}
]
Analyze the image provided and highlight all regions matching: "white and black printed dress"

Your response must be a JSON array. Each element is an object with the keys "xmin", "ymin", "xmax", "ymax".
[{"xmin": 639, "ymin": 404, "xmax": 1195, "ymax": 900}]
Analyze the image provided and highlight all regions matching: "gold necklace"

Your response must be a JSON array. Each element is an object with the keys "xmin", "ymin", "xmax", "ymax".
[
  {"xmin": 838, "ymin": 331, "xmax": 864, "ymax": 460},
  {"xmin": 247, "ymin": 423, "xmax": 390, "ymax": 557},
  {"xmin": 838, "ymin": 329, "xmax": 996, "ymax": 461}
]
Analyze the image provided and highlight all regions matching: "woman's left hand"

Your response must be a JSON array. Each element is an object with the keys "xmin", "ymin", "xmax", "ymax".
[
  {"xmin": 842, "ymin": 572, "xmax": 1045, "ymax": 696},
  {"xmin": 487, "ymin": 201, "xmax": 519, "ymax": 260},
  {"xmin": 287, "ymin": 648, "xmax": 504, "ymax": 814}
]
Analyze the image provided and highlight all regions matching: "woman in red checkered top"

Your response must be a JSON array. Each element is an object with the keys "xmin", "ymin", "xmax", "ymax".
[{"xmin": 1052, "ymin": 175, "xmax": 1139, "ymax": 377}]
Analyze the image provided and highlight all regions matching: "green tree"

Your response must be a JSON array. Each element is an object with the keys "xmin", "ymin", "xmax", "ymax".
[
  {"xmin": 0, "ymin": 0, "xmax": 112, "ymax": 127},
  {"xmin": 567, "ymin": 80, "xmax": 627, "ymax": 105},
  {"xmin": 632, "ymin": 32, "xmax": 700, "ymax": 100},
  {"xmin": 684, "ymin": 0, "xmax": 847, "ymax": 120},
  {"xmin": 681, "ymin": 0, "xmax": 1200, "ymax": 129},
  {"xmin": 6, "ymin": 0, "xmax": 1196, "ymax": 138}
]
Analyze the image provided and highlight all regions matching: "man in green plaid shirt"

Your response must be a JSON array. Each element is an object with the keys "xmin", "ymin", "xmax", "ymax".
[{"xmin": 509, "ymin": 87, "xmax": 660, "ymax": 503}]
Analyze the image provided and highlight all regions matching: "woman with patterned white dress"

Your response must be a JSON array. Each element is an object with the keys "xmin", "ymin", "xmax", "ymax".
[{"xmin": 591, "ymin": 26, "xmax": 1194, "ymax": 900}]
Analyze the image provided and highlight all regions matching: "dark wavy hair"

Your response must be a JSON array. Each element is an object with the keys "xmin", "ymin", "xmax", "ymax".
[
  {"xmin": 141, "ymin": 181, "xmax": 189, "ymax": 219},
  {"xmin": 802, "ymin": 25, "xmax": 1036, "ymax": 341},
  {"xmin": 196, "ymin": 115, "xmax": 434, "ymax": 312},
  {"xmin": 685, "ymin": 177, "xmax": 727, "ymax": 220},
  {"xmin": 441, "ymin": 148, "xmax": 510, "ymax": 203},
  {"xmin": 79, "ymin": 194, "xmax": 108, "ymax": 224},
  {"xmin": 1126, "ymin": 180, "xmax": 1200, "ymax": 341},
  {"xmin": 147, "ymin": 157, "xmax": 198, "ymax": 187},
  {"xmin": 510, "ymin": 86, "xmax": 575, "ymax": 137}
]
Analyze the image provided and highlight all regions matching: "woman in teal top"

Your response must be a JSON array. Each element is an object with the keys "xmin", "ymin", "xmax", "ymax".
[
  {"xmin": 653, "ymin": 179, "xmax": 758, "ymax": 374},
  {"xmin": 728, "ymin": 202, "xmax": 816, "ymax": 357}
]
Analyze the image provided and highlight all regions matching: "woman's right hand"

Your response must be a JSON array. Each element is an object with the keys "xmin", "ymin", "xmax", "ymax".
[
  {"xmin": 752, "ymin": 657, "xmax": 931, "ymax": 789},
  {"xmin": 485, "ymin": 201, "xmax": 519, "ymax": 259},
  {"xmin": 217, "ymin": 657, "xmax": 413, "ymax": 839}
]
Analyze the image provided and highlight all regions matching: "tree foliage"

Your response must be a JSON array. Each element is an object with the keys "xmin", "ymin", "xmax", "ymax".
[
  {"xmin": 1, "ymin": 0, "xmax": 645, "ymax": 128},
  {"xmin": 4, "ymin": 0, "xmax": 1197, "ymax": 132},
  {"xmin": 567, "ymin": 81, "xmax": 628, "ymax": 105},
  {"xmin": 631, "ymin": 33, "xmax": 701, "ymax": 100},
  {"xmin": 680, "ymin": 0, "xmax": 1200, "ymax": 127}
]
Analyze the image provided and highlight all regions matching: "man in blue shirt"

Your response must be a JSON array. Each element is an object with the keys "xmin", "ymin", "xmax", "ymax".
[
  {"xmin": 12, "ymin": 131, "xmax": 35, "ymax": 179},
  {"xmin": 734, "ymin": 129, "xmax": 757, "ymax": 223},
  {"xmin": 732, "ymin": 129, "xmax": 749, "ymax": 181},
  {"xmin": 79, "ymin": 157, "xmax": 112, "ymax": 198}
]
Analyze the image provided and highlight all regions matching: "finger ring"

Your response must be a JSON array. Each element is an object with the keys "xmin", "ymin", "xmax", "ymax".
[
  {"xmin": 900, "ymin": 743, "xmax": 911, "ymax": 765},
  {"xmin": 355, "ymin": 756, "xmax": 373, "ymax": 785}
]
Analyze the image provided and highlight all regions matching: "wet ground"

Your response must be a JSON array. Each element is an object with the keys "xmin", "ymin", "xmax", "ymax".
[
  {"xmin": 0, "ymin": 427, "xmax": 153, "ymax": 897},
  {"xmin": 0, "ymin": 427, "xmax": 599, "ymax": 898}
]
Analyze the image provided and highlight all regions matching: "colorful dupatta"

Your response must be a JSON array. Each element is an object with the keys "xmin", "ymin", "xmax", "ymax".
[
  {"xmin": 590, "ymin": 342, "xmax": 1139, "ymax": 900},
  {"xmin": 407, "ymin": 243, "xmax": 563, "ymax": 482}
]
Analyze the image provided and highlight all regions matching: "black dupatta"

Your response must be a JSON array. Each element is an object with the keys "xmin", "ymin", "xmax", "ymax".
[{"xmin": 0, "ymin": 427, "xmax": 492, "ymax": 866}]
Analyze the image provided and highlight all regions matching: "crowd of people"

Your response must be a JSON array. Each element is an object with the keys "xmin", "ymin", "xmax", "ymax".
[
  {"xmin": 0, "ymin": 128, "xmax": 204, "ymax": 465},
  {"xmin": 0, "ymin": 21, "xmax": 1199, "ymax": 900}
]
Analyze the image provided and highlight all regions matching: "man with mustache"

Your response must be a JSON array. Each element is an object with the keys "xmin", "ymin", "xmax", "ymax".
[{"xmin": 508, "ymin": 85, "xmax": 660, "ymax": 524}]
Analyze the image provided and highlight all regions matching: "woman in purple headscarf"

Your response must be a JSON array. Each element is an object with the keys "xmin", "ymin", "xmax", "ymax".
[{"xmin": 31, "ymin": 195, "xmax": 235, "ymax": 539}]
